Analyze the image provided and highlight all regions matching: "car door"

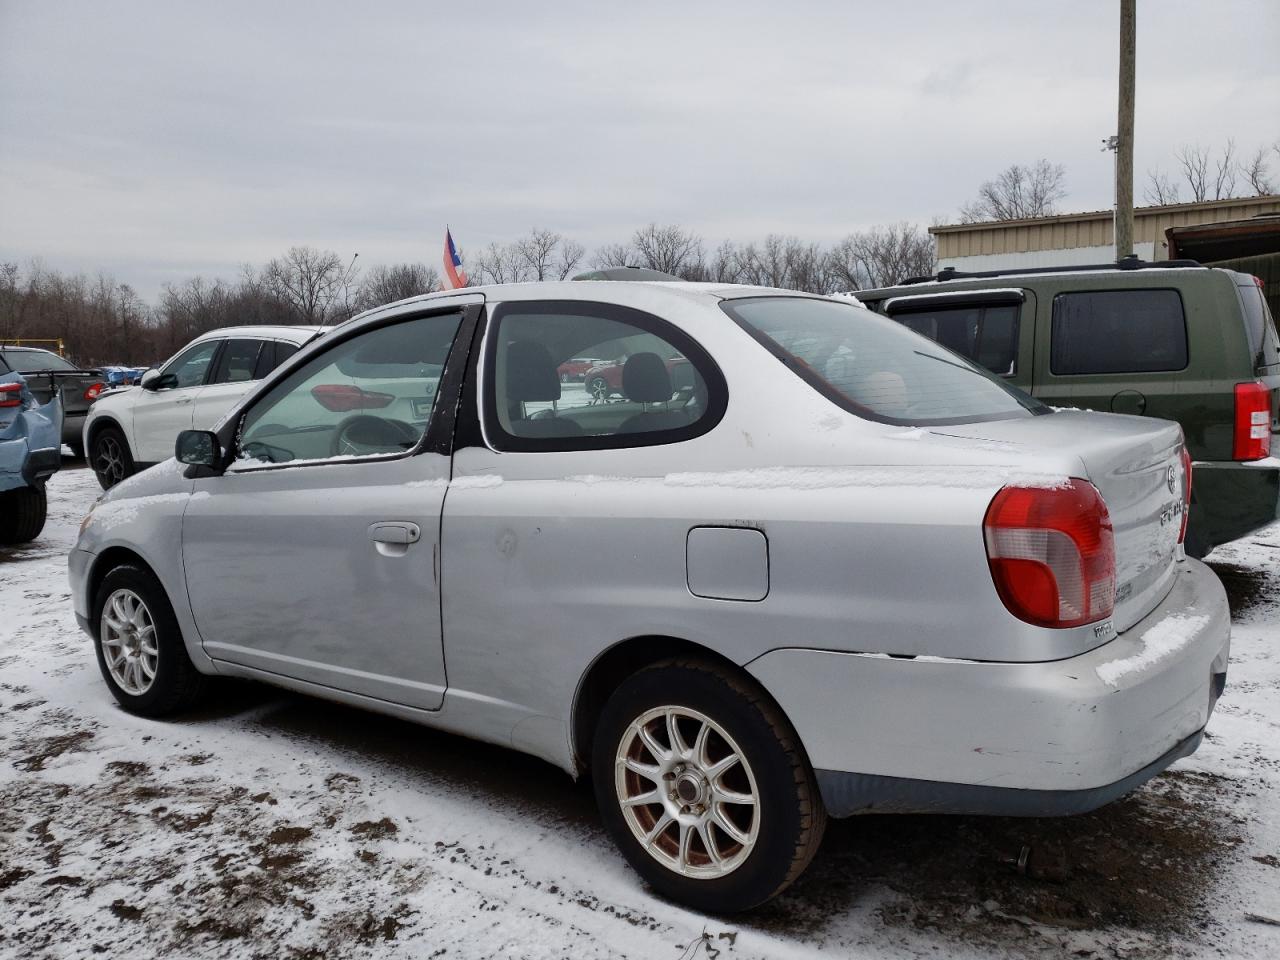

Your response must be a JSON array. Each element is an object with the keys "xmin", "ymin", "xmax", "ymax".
[
  {"xmin": 131, "ymin": 338, "xmax": 221, "ymax": 462},
  {"xmin": 190, "ymin": 337, "xmax": 267, "ymax": 432},
  {"xmin": 181, "ymin": 303, "xmax": 477, "ymax": 710}
]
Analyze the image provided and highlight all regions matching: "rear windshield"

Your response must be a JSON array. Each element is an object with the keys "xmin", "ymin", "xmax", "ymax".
[
  {"xmin": 0, "ymin": 349, "xmax": 78, "ymax": 373},
  {"xmin": 722, "ymin": 296, "xmax": 1045, "ymax": 426},
  {"xmin": 1236, "ymin": 280, "xmax": 1278, "ymax": 364}
]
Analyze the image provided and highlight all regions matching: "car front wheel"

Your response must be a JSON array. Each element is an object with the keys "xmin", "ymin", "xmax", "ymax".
[
  {"xmin": 592, "ymin": 659, "xmax": 826, "ymax": 912},
  {"xmin": 93, "ymin": 564, "xmax": 205, "ymax": 716},
  {"xmin": 91, "ymin": 426, "xmax": 134, "ymax": 490}
]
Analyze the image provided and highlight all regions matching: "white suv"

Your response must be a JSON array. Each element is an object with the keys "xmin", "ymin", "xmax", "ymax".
[{"xmin": 84, "ymin": 325, "xmax": 326, "ymax": 489}]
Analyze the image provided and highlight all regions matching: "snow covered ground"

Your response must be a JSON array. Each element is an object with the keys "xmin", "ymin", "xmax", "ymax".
[{"xmin": 1, "ymin": 463, "xmax": 1278, "ymax": 960}]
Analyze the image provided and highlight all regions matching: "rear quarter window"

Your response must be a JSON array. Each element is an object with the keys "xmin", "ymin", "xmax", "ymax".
[
  {"xmin": 1236, "ymin": 281, "xmax": 1278, "ymax": 363},
  {"xmin": 1051, "ymin": 289, "xmax": 1188, "ymax": 375}
]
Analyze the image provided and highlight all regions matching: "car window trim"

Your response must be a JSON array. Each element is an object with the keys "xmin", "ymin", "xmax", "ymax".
[
  {"xmin": 475, "ymin": 299, "xmax": 729, "ymax": 454},
  {"xmin": 214, "ymin": 304, "xmax": 482, "ymax": 476},
  {"xmin": 1048, "ymin": 287, "xmax": 1190, "ymax": 377}
]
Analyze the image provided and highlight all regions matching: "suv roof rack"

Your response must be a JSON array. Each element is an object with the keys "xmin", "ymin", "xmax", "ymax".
[{"xmin": 899, "ymin": 255, "xmax": 1204, "ymax": 286}]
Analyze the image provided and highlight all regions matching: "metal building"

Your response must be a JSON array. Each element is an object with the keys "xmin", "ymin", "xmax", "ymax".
[{"xmin": 931, "ymin": 195, "xmax": 1280, "ymax": 271}]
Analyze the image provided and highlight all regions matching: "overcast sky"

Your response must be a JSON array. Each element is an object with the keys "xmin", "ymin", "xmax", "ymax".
[{"xmin": 1, "ymin": 0, "xmax": 1276, "ymax": 300}]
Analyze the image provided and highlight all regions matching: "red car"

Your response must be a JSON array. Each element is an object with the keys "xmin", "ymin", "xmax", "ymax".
[
  {"xmin": 556, "ymin": 357, "xmax": 604, "ymax": 383},
  {"xmin": 582, "ymin": 355, "xmax": 691, "ymax": 401}
]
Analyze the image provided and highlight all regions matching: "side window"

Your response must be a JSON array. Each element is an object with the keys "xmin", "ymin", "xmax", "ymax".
[
  {"xmin": 251, "ymin": 341, "xmax": 300, "ymax": 380},
  {"xmin": 163, "ymin": 340, "xmax": 221, "ymax": 388},
  {"xmin": 209, "ymin": 339, "xmax": 264, "ymax": 385},
  {"xmin": 238, "ymin": 312, "xmax": 463, "ymax": 465},
  {"xmin": 893, "ymin": 304, "xmax": 1020, "ymax": 375},
  {"xmin": 484, "ymin": 300, "xmax": 725, "ymax": 451},
  {"xmin": 1051, "ymin": 290, "xmax": 1188, "ymax": 375}
]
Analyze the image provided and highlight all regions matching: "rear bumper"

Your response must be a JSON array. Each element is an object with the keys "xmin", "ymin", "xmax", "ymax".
[
  {"xmin": 1189, "ymin": 458, "xmax": 1280, "ymax": 555},
  {"xmin": 747, "ymin": 558, "xmax": 1230, "ymax": 817}
]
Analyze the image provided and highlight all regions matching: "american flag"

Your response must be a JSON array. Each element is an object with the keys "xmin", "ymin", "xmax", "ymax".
[{"xmin": 443, "ymin": 227, "xmax": 468, "ymax": 289}]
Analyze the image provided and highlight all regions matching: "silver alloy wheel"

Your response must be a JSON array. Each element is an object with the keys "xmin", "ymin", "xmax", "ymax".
[
  {"xmin": 100, "ymin": 588, "xmax": 158, "ymax": 696},
  {"xmin": 588, "ymin": 377, "xmax": 610, "ymax": 402},
  {"xmin": 95, "ymin": 435, "xmax": 126, "ymax": 484},
  {"xmin": 614, "ymin": 705, "xmax": 760, "ymax": 879}
]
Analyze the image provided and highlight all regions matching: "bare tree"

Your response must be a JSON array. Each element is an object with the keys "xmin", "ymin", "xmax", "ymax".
[
  {"xmin": 591, "ymin": 243, "xmax": 634, "ymax": 269},
  {"xmin": 828, "ymin": 223, "xmax": 937, "ymax": 290},
  {"xmin": 1175, "ymin": 144, "xmax": 1211, "ymax": 201},
  {"xmin": 473, "ymin": 241, "xmax": 527, "ymax": 285},
  {"xmin": 260, "ymin": 246, "xmax": 352, "ymax": 324},
  {"xmin": 1240, "ymin": 144, "xmax": 1276, "ymax": 196},
  {"xmin": 960, "ymin": 160, "xmax": 1067, "ymax": 222},
  {"xmin": 1213, "ymin": 138, "xmax": 1238, "ymax": 200},
  {"xmin": 555, "ymin": 238, "xmax": 586, "ymax": 279},
  {"xmin": 356, "ymin": 263, "xmax": 440, "ymax": 311},
  {"xmin": 631, "ymin": 223, "xmax": 704, "ymax": 276},
  {"xmin": 1144, "ymin": 169, "xmax": 1181, "ymax": 205}
]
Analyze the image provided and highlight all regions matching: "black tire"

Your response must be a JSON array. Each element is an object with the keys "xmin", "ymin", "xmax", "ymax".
[
  {"xmin": 0, "ymin": 487, "xmax": 47, "ymax": 544},
  {"xmin": 592, "ymin": 659, "xmax": 826, "ymax": 912},
  {"xmin": 92, "ymin": 564, "xmax": 205, "ymax": 717},
  {"xmin": 90, "ymin": 425, "xmax": 134, "ymax": 490}
]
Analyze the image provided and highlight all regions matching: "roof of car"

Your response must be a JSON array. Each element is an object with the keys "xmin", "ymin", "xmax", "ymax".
[
  {"xmin": 0, "ymin": 345, "xmax": 61, "ymax": 353},
  {"xmin": 351, "ymin": 280, "xmax": 849, "ymax": 324},
  {"xmin": 188, "ymin": 324, "xmax": 329, "ymax": 343}
]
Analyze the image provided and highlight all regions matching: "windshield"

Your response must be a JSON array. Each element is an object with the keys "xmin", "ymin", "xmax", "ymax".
[
  {"xmin": 721, "ymin": 296, "xmax": 1045, "ymax": 426},
  {"xmin": 1, "ymin": 349, "xmax": 79, "ymax": 373}
]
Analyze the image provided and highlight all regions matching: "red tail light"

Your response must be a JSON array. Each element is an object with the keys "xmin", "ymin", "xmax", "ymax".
[
  {"xmin": 1233, "ymin": 382, "xmax": 1272, "ymax": 461},
  {"xmin": 0, "ymin": 382, "xmax": 21, "ymax": 408},
  {"xmin": 83, "ymin": 382, "xmax": 104, "ymax": 402},
  {"xmin": 1179, "ymin": 444, "xmax": 1193, "ymax": 545},
  {"xmin": 311, "ymin": 383, "xmax": 395, "ymax": 412},
  {"xmin": 983, "ymin": 479, "xmax": 1116, "ymax": 629}
]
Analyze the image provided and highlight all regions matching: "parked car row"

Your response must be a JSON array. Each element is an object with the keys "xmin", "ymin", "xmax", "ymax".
[{"xmin": 71, "ymin": 279, "xmax": 1234, "ymax": 912}]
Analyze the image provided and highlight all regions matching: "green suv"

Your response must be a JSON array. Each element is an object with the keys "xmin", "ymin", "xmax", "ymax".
[{"xmin": 856, "ymin": 260, "xmax": 1280, "ymax": 557}]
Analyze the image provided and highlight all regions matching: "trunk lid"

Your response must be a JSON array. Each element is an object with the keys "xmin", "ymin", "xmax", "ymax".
[{"xmin": 933, "ymin": 410, "xmax": 1186, "ymax": 632}]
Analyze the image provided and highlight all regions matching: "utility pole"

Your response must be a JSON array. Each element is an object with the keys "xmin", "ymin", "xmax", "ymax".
[{"xmin": 1115, "ymin": 0, "xmax": 1136, "ymax": 259}]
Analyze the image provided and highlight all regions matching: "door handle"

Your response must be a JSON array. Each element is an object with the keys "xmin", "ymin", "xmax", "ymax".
[
  {"xmin": 368, "ymin": 521, "xmax": 421, "ymax": 557},
  {"xmin": 175, "ymin": 396, "xmax": 194, "ymax": 405}
]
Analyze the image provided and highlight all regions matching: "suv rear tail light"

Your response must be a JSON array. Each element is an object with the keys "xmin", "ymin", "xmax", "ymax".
[
  {"xmin": 311, "ymin": 383, "xmax": 394, "ymax": 412},
  {"xmin": 83, "ymin": 382, "xmax": 104, "ymax": 402},
  {"xmin": 983, "ymin": 479, "xmax": 1115, "ymax": 629},
  {"xmin": 1179, "ymin": 444, "xmax": 1193, "ymax": 544},
  {"xmin": 0, "ymin": 382, "xmax": 21, "ymax": 408},
  {"xmin": 1233, "ymin": 382, "xmax": 1272, "ymax": 461}
]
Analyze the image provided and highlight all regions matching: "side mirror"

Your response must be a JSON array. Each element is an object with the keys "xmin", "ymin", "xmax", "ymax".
[
  {"xmin": 175, "ymin": 430, "xmax": 220, "ymax": 469},
  {"xmin": 139, "ymin": 368, "xmax": 161, "ymax": 389}
]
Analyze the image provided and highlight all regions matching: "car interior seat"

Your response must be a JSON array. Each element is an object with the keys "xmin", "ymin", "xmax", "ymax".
[
  {"xmin": 505, "ymin": 340, "xmax": 583, "ymax": 438},
  {"xmin": 617, "ymin": 352, "xmax": 692, "ymax": 434}
]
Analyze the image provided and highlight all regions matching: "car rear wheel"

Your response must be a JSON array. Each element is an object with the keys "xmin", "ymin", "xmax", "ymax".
[
  {"xmin": 0, "ymin": 487, "xmax": 47, "ymax": 544},
  {"xmin": 592, "ymin": 659, "xmax": 826, "ymax": 912},
  {"xmin": 93, "ymin": 564, "xmax": 205, "ymax": 717},
  {"xmin": 588, "ymin": 376, "xmax": 611, "ymax": 402},
  {"xmin": 91, "ymin": 426, "xmax": 134, "ymax": 490}
]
